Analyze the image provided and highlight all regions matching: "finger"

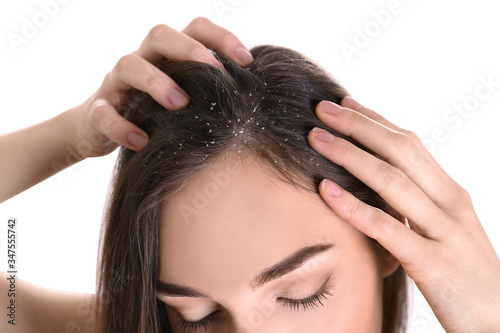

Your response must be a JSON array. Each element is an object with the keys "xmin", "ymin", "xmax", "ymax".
[
  {"xmin": 315, "ymin": 101, "xmax": 465, "ymax": 210},
  {"xmin": 89, "ymin": 99, "xmax": 149, "ymax": 151},
  {"xmin": 341, "ymin": 96, "xmax": 403, "ymax": 132},
  {"xmin": 319, "ymin": 178, "xmax": 431, "ymax": 266},
  {"xmin": 308, "ymin": 127, "xmax": 450, "ymax": 239},
  {"xmin": 106, "ymin": 54, "xmax": 190, "ymax": 110},
  {"xmin": 133, "ymin": 24, "xmax": 223, "ymax": 69},
  {"xmin": 182, "ymin": 17, "xmax": 254, "ymax": 67},
  {"xmin": 339, "ymin": 97, "xmax": 464, "ymax": 195},
  {"xmin": 340, "ymin": 97, "xmax": 437, "ymax": 163}
]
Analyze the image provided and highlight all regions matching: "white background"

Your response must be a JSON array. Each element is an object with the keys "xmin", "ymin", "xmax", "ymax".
[{"xmin": 1, "ymin": 1, "xmax": 499, "ymax": 332}]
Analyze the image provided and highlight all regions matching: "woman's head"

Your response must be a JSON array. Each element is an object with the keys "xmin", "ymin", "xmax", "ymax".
[{"xmin": 96, "ymin": 45, "xmax": 408, "ymax": 332}]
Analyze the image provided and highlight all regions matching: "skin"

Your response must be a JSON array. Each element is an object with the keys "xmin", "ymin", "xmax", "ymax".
[
  {"xmin": 0, "ymin": 18, "xmax": 252, "ymax": 332},
  {"xmin": 157, "ymin": 157, "xmax": 399, "ymax": 332},
  {"xmin": 1, "ymin": 17, "xmax": 499, "ymax": 333},
  {"xmin": 309, "ymin": 99, "xmax": 500, "ymax": 332},
  {"xmin": 0, "ymin": 17, "xmax": 252, "ymax": 203}
]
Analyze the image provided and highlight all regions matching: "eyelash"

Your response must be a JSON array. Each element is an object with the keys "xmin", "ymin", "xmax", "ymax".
[
  {"xmin": 281, "ymin": 286, "xmax": 333, "ymax": 312},
  {"xmin": 176, "ymin": 286, "xmax": 333, "ymax": 333},
  {"xmin": 177, "ymin": 311, "xmax": 217, "ymax": 333}
]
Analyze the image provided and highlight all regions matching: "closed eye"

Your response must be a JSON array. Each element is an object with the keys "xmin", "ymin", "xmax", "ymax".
[
  {"xmin": 175, "ymin": 279, "xmax": 334, "ymax": 332},
  {"xmin": 280, "ymin": 286, "xmax": 333, "ymax": 311},
  {"xmin": 177, "ymin": 310, "xmax": 219, "ymax": 333}
]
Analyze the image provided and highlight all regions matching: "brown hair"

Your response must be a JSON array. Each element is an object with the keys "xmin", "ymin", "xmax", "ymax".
[{"xmin": 95, "ymin": 45, "xmax": 408, "ymax": 332}]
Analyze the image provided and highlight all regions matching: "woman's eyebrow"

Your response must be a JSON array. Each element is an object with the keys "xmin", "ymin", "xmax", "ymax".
[
  {"xmin": 157, "ymin": 281, "xmax": 209, "ymax": 298},
  {"xmin": 250, "ymin": 243, "xmax": 334, "ymax": 289},
  {"xmin": 156, "ymin": 243, "xmax": 334, "ymax": 298}
]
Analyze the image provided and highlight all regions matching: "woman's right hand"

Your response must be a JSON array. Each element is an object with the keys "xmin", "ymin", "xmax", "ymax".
[{"xmin": 68, "ymin": 17, "xmax": 254, "ymax": 157}]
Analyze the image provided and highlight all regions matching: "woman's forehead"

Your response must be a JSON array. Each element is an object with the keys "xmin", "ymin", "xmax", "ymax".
[{"xmin": 157, "ymin": 158, "xmax": 363, "ymax": 287}]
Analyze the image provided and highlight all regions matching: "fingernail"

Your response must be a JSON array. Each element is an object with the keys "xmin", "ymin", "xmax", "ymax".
[
  {"xmin": 128, "ymin": 132, "xmax": 148, "ymax": 149},
  {"xmin": 234, "ymin": 47, "xmax": 254, "ymax": 66},
  {"xmin": 312, "ymin": 127, "xmax": 334, "ymax": 143},
  {"xmin": 168, "ymin": 87, "xmax": 189, "ymax": 108},
  {"xmin": 323, "ymin": 179, "xmax": 341, "ymax": 197},
  {"xmin": 343, "ymin": 96, "xmax": 361, "ymax": 109},
  {"xmin": 320, "ymin": 102, "xmax": 341, "ymax": 115}
]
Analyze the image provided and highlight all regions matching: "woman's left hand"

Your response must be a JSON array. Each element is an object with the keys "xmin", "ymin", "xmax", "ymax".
[{"xmin": 307, "ymin": 97, "xmax": 500, "ymax": 332}]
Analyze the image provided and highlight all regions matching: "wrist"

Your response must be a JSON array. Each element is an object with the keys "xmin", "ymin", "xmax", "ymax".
[{"xmin": 57, "ymin": 106, "xmax": 91, "ymax": 162}]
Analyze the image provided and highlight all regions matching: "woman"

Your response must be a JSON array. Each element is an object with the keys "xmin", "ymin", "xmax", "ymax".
[{"xmin": 1, "ymin": 18, "xmax": 499, "ymax": 333}]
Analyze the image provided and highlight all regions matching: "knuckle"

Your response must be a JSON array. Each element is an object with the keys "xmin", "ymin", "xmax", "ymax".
[
  {"xmin": 144, "ymin": 73, "xmax": 164, "ymax": 92},
  {"xmin": 461, "ymin": 188, "xmax": 472, "ymax": 202},
  {"xmin": 188, "ymin": 17, "xmax": 211, "ymax": 30},
  {"xmin": 346, "ymin": 110, "xmax": 365, "ymax": 128},
  {"xmin": 219, "ymin": 30, "xmax": 237, "ymax": 47},
  {"xmin": 148, "ymin": 24, "xmax": 170, "ymax": 43},
  {"xmin": 392, "ymin": 132, "xmax": 414, "ymax": 150},
  {"xmin": 343, "ymin": 197, "xmax": 360, "ymax": 218},
  {"xmin": 184, "ymin": 42, "xmax": 210, "ymax": 60},
  {"xmin": 101, "ymin": 72, "xmax": 112, "ymax": 90},
  {"xmin": 336, "ymin": 139, "xmax": 357, "ymax": 157},
  {"xmin": 89, "ymin": 101, "xmax": 107, "ymax": 125},
  {"xmin": 374, "ymin": 214, "xmax": 397, "ymax": 240},
  {"xmin": 89, "ymin": 101, "xmax": 114, "ymax": 133},
  {"xmin": 403, "ymin": 129, "xmax": 421, "ymax": 143},
  {"xmin": 383, "ymin": 166, "xmax": 408, "ymax": 190},
  {"xmin": 455, "ymin": 186, "xmax": 472, "ymax": 205},
  {"xmin": 115, "ymin": 54, "xmax": 135, "ymax": 72},
  {"xmin": 391, "ymin": 132, "xmax": 421, "ymax": 163}
]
